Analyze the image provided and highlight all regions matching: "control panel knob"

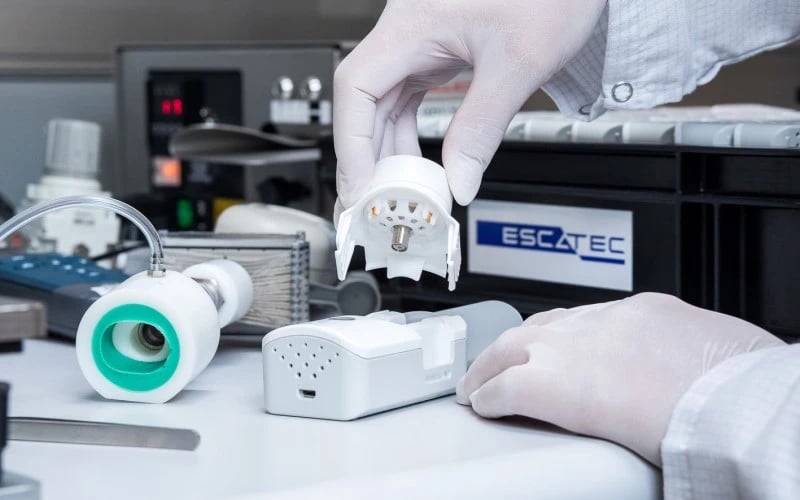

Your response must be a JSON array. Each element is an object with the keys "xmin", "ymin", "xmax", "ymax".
[
  {"xmin": 301, "ymin": 76, "xmax": 323, "ymax": 101},
  {"xmin": 273, "ymin": 76, "xmax": 295, "ymax": 100}
]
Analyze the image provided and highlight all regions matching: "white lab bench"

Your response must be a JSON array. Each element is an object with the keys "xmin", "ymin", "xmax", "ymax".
[{"xmin": 1, "ymin": 340, "xmax": 661, "ymax": 499}]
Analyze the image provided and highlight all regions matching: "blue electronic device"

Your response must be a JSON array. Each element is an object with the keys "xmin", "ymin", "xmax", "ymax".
[{"xmin": 0, "ymin": 253, "xmax": 128, "ymax": 338}]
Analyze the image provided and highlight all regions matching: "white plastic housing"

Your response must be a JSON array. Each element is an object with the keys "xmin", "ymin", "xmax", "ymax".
[
  {"xmin": 76, "ymin": 271, "xmax": 220, "ymax": 403},
  {"xmin": 263, "ymin": 313, "xmax": 467, "ymax": 421},
  {"xmin": 571, "ymin": 120, "xmax": 623, "ymax": 143},
  {"xmin": 335, "ymin": 155, "xmax": 461, "ymax": 291},
  {"xmin": 23, "ymin": 176, "xmax": 120, "ymax": 256},
  {"xmin": 183, "ymin": 259, "xmax": 254, "ymax": 327},
  {"xmin": 24, "ymin": 120, "xmax": 118, "ymax": 257},
  {"xmin": 733, "ymin": 122, "xmax": 800, "ymax": 149},
  {"xmin": 261, "ymin": 300, "xmax": 523, "ymax": 421},
  {"xmin": 75, "ymin": 260, "xmax": 252, "ymax": 403}
]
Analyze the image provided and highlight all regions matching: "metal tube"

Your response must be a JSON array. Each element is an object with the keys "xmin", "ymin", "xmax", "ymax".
[{"xmin": 391, "ymin": 225, "xmax": 412, "ymax": 253}]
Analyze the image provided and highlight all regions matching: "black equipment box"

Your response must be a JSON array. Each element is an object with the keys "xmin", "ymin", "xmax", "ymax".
[
  {"xmin": 1, "ymin": 382, "xmax": 7, "ymax": 484},
  {"xmin": 322, "ymin": 140, "xmax": 800, "ymax": 339}
]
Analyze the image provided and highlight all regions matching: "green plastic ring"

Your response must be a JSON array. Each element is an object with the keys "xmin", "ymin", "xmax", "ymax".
[{"xmin": 91, "ymin": 304, "xmax": 181, "ymax": 392}]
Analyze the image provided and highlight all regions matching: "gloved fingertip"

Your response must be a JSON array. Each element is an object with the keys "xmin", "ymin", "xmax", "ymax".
[
  {"xmin": 455, "ymin": 376, "xmax": 472, "ymax": 406},
  {"xmin": 469, "ymin": 387, "xmax": 502, "ymax": 419},
  {"xmin": 445, "ymin": 159, "xmax": 484, "ymax": 206}
]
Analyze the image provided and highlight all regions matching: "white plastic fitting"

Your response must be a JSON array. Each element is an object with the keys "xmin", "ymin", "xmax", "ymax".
[
  {"xmin": 335, "ymin": 155, "xmax": 461, "ymax": 291},
  {"xmin": 76, "ymin": 259, "xmax": 253, "ymax": 403}
]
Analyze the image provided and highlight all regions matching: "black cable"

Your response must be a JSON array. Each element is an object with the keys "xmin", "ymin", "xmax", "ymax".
[
  {"xmin": 90, "ymin": 243, "xmax": 147, "ymax": 262},
  {"xmin": 0, "ymin": 194, "xmax": 15, "ymax": 223}
]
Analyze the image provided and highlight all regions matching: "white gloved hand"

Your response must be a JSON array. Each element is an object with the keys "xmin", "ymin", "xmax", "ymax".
[
  {"xmin": 333, "ymin": 0, "xmax": 606, "ymax": 214},
  {"xmin": 456, "ymin": 293, "xmax": 785, "ymax": 465}
]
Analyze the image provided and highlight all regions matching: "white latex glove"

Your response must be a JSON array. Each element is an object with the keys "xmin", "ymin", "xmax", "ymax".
[
  {"xmin": 333, "ymin": 0, "xmax": 606, "ymax": 214},
  {"xmin": 456, "ymin": 293, "xmax": 785, "ymax": 465}
]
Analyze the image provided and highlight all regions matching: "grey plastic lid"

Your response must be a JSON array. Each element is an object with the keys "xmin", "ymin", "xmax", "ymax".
[{"xmin": 45, "ymin": 119, "xmax": 101, "ymax": 178}]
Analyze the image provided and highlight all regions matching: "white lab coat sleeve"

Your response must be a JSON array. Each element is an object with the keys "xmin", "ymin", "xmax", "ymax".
[
  {"xmin": 541, "ymin": 1, "xmax": 800, "ymax": 120},
  {"xmin": 660, "ymin": 344, "xmax": 800, "ymax": 500}
]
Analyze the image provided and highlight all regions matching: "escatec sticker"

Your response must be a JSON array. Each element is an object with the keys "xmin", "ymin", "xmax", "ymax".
[{"xmin": 468, "ymin": 199, "xmax": 633, "ymax": 291}]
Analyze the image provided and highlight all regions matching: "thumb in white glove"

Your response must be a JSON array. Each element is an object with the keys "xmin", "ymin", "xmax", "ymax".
[
  {"xmin": 456, "ymin": 293, "xmax": 785, "ymax": 465},
  {"xmin": 333, "ymin": 0, "xmax": 606, "ymax": 210}
]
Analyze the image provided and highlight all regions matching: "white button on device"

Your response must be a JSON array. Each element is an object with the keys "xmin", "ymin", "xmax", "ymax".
[{"xmin": 611, "ymin": 82, "xmax": 634, "ymax": 103}]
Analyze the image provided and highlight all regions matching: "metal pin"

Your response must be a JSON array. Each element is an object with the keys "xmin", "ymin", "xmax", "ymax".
[{"xmin": 391, "ymin": 225, "xmax": 412, "ymax": 252}]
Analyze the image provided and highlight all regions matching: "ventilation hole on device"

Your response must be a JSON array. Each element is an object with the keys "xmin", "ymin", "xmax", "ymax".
[
  {"xmin": 409, "ymin": 202, "xmax": 418, "ymax": 213},
  {"xmin": 296, "ymin": 372, "xmax": 302, "ymax": 378},
  {"xmin": 328, "ymin": 359, "xmax": 332, "ymax": 363},
  {"xmin": 388, "ymin": 200, "xmax": 397, "ymax": 211},
  {"xmin": 312, "ymin": 373, "xmax": 317, "ymax": 379},
  {"xmin": 273, "ymin": 348, "xmax": 277, "ymax": 352},
  {"xmin": 380, "ymin": 223, "xmax": 386, "ymax": 227},
  {"xmin": 320, "ymin": 345, "xmax": 324, "ymax": 350},
  {"xmin": 288, "ymin": 343, "xmax": 293, "ymax": 348},
  {"xmin": 312, "ymin": 353, "xmax": 317, "ymax": 358},
  {"xmin": 398, "ymin": 216, "xmax": 405, "ymax": 220},
  {"xmin": 304, "ymin": 342, "xmax": 308, "ymax": 348},
  {"xmin": 411, "ymin": 219, "xmax": 418, "ymax": 224},
  {"xmin": 387, "ymin": 217, "xmax": 394, "ymax": 222},
  {"xmin": 419, "ymin": 226, "xmax": 425, "ymax": 231},
  {"xmin": 320, "ymin": 366, "xmax": 325, "ymax": 371},
  {"xmin": 304, "ymin": 362, "xmax": 309, "ymax": 367},
  {"xmin": 296, "ymin": 352, "xmax": 301, "ymax": 357},
  {"xmin": 289, "ymin": 363, "xmax": 294, "ymax": 368},
  {"xmin": 281, "ymin": 355, "xmax": 285, "ymax": 360},
  {"xmin": 335, "ymin": 352, "xmax": 340, "ymax": 357}
]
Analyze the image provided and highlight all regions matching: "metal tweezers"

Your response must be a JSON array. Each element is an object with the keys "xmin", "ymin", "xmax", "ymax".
[{"xmin": 8, "ymin": 417, "xmax": 200, "ymax": 451}]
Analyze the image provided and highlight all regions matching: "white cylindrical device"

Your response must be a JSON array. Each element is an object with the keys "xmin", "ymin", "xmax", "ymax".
[
  {"xmin": 335, "ymin": 155, "xmax": 462, "ymax": 291},
  {"xmin": 183, "ymin": 259, "xmax": 254, "ymax": 327},
  {"xmin": 22, "ymin": 119, "xmax": 119, "ymax": 257},
  {"xmin": 75, "ymin": 260, "xmax": 253, "ymax": 403}
]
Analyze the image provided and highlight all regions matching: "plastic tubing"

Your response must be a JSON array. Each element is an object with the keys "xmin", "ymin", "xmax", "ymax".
[{"xmin": 0, "ymin": 195, "xmax": 165, "ymax": 274}]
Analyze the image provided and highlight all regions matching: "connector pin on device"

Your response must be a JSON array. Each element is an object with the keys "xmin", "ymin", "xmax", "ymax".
[{"xmin": 391, "ymin": 225, "xmax": 412, "ymax": 253}]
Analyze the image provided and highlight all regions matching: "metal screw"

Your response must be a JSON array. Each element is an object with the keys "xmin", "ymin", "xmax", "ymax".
[{"xmin": 391, "ymin": 225, "xmax": 412, "ymax": 252}]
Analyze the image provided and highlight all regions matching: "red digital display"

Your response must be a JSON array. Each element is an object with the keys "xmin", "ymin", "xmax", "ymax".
[{"xmin": 160, "ymin": 98, "xmax": 183, "ymax": 116}]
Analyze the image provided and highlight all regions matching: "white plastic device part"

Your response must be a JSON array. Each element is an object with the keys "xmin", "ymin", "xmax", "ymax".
[
  {"xmin": 335, "ymin": 155, "xmax": 461, "ymax": 291},
  {"xmin": 19, "ymin": 121, "xmax": 117, "ymax": 257},
  {"xmin": 733, "ymin": 122, "xmax": 800, "ymax": 149},
  {"xmin": 675, "ymin": 122, "xmax": 737, "ymax": 147},
  {"xmin": 182, "ymin": 259, "xmax": 254, "ymax": 327},
  {"xmin": 571, "ymin": 120, "xmax": 623, "ymax": 144},
  {"xmin": 505, "ymin": 111, "xmax": 573, "ymax": 142},
  {"xmin": 621, "ymin": 122, "xmax": 675, "ymax": 144},
  {"xmin": 76, "ymin": 259, "xmax": 253, "ymax": 403},
  {"xmin": 262, "ymin": 301, "xmax": 522, "ymax": 421}
]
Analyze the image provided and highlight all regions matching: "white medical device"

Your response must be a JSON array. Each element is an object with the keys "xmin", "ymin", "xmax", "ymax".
[
  {"xmin": 262, "ymin": 301, "xmax": 522, "ymax": 421},
  {"xmin": 22, "ymin": 119, "xmax": 120, "ymax": 257},
  {"xmin": 0, "ymin": 195, "xmax": 254, "ymax": 404},
  {"xmin": 335, "ymin": 155, "xmax": 461, "ymax": 291}
]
